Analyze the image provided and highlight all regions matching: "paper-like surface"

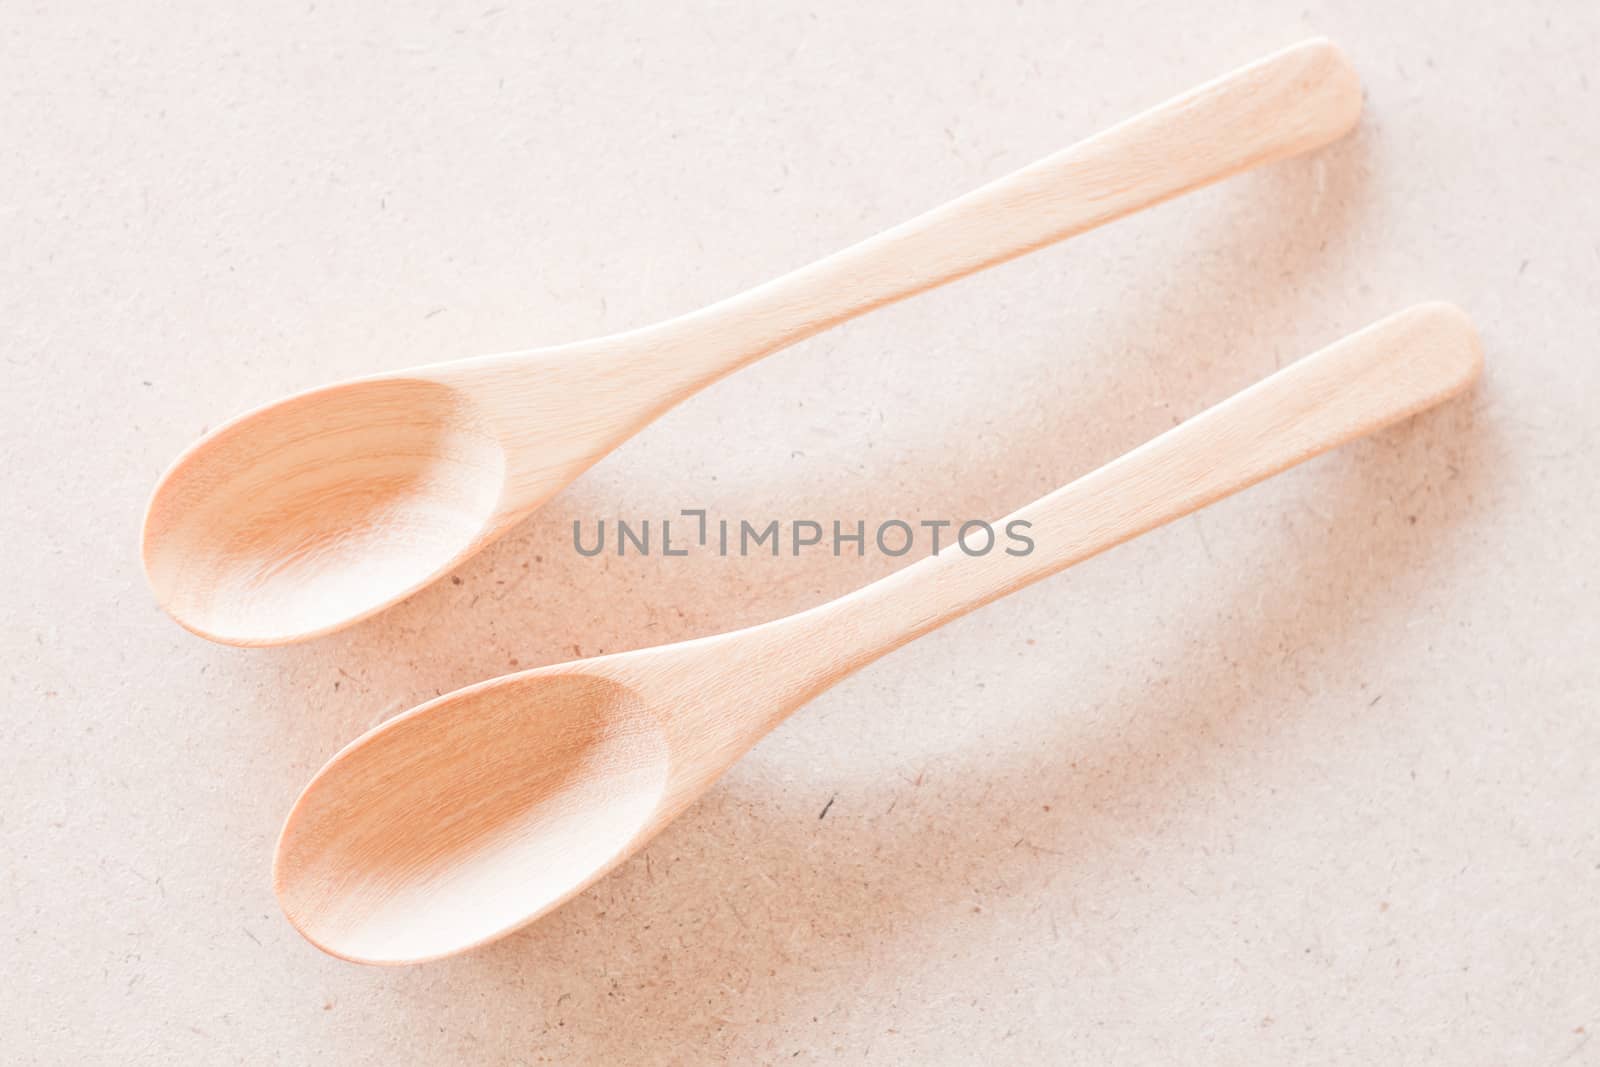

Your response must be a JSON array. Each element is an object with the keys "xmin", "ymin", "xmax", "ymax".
[{"xmin": 4, "ymin": 2, "xmax": 1597, "ymax": 1062}]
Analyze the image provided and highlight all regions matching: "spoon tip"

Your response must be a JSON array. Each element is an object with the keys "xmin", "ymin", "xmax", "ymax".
[
  {"xmin": 272, "ymin": 668, "xmax": 674, "ymax": 964},
  {"xmin": 140, "ymin": 375, "xmax": 509, "ymax": 645}
]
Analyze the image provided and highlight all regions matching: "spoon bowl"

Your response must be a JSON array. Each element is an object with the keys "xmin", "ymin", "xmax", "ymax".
[
  {"xmin": 142, "ymin": 377, "xmax": 507, "ymax": 645},
  {"xmin": 274, "ymin": 669, "xmax": 670, "ymax": 965}
]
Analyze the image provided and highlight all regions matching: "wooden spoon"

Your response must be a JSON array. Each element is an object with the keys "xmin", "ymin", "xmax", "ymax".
[
  {"xmin": 142, "ymin": 39, "xmax": 1361, "ymax": 646},
  {"xmin": 274, "ymin": 303, "xmax": 1482, "ymax": 964}
]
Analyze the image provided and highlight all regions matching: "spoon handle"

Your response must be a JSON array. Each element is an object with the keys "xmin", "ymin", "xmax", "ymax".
[
  {"xmin": 778, "ymin": 303, "xmax": 1480, "ymax": 694},
  {"xmin": 658, "ymin": 39, "xmax": 1360, "ymax": 388}
]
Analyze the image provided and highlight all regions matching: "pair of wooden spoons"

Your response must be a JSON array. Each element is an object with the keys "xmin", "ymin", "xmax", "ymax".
[{"xmin": 141, "ymin": 41, "xmax": 1483, "ymax": 964}]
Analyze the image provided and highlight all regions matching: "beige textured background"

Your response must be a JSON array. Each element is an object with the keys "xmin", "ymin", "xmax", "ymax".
[{"xmin": 5, "ymin": 1, "xmax": 1598, "ymax": 1062}]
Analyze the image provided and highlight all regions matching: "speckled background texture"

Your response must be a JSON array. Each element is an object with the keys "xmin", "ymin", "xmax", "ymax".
[{"xmin": 5, "ymin": 1, "xmax": 1598, "ymax": 1062}]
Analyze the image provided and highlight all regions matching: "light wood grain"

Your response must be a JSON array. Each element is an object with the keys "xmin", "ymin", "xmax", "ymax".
[
  {"xmin": 273, "ymin": 303, "xmax": 1482, "ymax": 965},
  {"xmin": 142, "ymin": 38, "xmax": 1362, "ymax": 646}
]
